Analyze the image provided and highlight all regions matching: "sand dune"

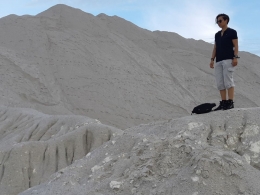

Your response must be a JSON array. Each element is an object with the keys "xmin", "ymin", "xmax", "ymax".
[
  {"xmin": 0, "ymin": 4, "xmax": 260, "ymax": 195},
  {"xmin": 0, "ymin": 4, "xmax": 259, "ymax": 129}
]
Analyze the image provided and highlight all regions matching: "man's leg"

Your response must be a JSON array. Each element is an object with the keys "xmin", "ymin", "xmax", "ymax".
[
  {"xmin": 214, "ymin": 89, "xmax": 227, "ymax": 111},
  {"xmin": 213, "ymin": 61, "xmax": 226, "ymax": 111},
  {"xmin": 223, "ymin": 59, "xmax": 235, "ymax": 110},
  {"xmin": 223, "ymin": 86, "xmax": 235, "ymax": 110},
  {"xmin": 228, "ymin": 87, "xmax": 234, "ymax": 100},
  {"xmin": 220, "ymin": 89, "xmax": 227, "ymax": 100}
]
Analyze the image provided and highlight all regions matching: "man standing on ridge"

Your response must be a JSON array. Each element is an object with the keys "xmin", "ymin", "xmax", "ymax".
[{"xmin": 210, "ymin": 13, "xmax": 239, "ymax": 111}]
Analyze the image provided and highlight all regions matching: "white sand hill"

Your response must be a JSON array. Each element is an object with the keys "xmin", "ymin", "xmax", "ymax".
[
  {"xmin": 0, "ymin": 4, "xmax": 260, "ymax": 195},
  {"xmin": 0, "ymin": 4, "xmax": 259, "ymax": 129}
]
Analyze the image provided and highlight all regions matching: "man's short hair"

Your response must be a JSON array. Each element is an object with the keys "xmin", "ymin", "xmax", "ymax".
[{"xmin": 216, "ymin": 13, "xmax": 230, "ymax": 24}]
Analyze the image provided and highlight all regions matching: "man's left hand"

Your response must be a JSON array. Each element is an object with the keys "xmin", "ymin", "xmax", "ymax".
[{"xmin": 232, "ymin": 58, "xmax": 238, "ymax": 66}]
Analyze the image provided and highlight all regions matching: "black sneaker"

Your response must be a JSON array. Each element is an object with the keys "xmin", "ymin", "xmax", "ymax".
[
  {"xmin": 224, "ymin": 99, "xmax": 234, "ymax": 110},
  {"xmin": 213, "ymin": 100, "xmax": 226, "ymax": 111}
]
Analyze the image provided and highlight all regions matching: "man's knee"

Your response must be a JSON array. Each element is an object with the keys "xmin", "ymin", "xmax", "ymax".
[
  {"xmin": 225, "ymin": 84, "xmax": 235, "ymax": 89},
  {"xmin": 224, "ymin": 79, "xmax": 235, "ymax": 89},
  {"xmin": 217, "ymin": 84, "xmax": 226, "ymax": 90}
]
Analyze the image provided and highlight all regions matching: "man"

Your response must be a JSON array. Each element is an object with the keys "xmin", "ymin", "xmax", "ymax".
[{"xmin": 210, "ymin": 13, "xmax": 239, "ymax": 111}]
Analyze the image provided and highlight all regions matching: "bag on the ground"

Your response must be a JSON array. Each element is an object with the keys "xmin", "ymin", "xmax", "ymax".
[{"xmin": 191, "ymin": 103, "xmax": 216, "ymax": 115}]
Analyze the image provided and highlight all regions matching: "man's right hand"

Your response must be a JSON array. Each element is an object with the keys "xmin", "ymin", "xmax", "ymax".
[{"xmin": 210, "ymin": 61, "xmax": 214, "ymax": 69}]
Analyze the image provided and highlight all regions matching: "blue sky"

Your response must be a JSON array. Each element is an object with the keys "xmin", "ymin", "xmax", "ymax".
[{"xmin": 0, "ymin": 0, "xmax": 259, "ymax": 56}]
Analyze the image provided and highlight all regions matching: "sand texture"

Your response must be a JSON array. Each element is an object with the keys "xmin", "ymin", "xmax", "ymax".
[
  {"xmin": 0, "ymin": 106, "xmax": 122, "ymax": 195},
  {"xmin": 0, "ymin": 5, "xmax": 259, "ymax": 130},
  {"xmin": 0, "ymin": 4, "xmax": 260, "ymax": 195},
  {"xmin": 20, "ymin": 107, "xmax": 260, "ymax": 195}
]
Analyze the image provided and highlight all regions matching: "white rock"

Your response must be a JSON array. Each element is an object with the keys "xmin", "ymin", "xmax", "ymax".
[
  {"xmin": 91, "ymin": 165, "xmax": 102, "ymax": 173},
  {"xmin": 110, "ymin": 181, "xmax": 123, "ymax": 189},
  {"xmin": 191, "ymin": 176, "xmax": 199, "ymax": 182}
]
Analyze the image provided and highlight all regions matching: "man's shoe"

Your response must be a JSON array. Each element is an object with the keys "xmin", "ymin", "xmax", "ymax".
[
  {"xmin": 213, "ymin": 100, "xmax": 226, "ymax": 111},
  {"xmin": 224, "ymin": 99, "xmax": 234, "ymax": 110}
]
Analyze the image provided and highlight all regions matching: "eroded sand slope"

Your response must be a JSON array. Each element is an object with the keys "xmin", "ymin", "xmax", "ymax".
[
  {"xmin": 20, "ymin": 107, "xmax": 260, "ymax": 195},
  {"xmin": 0, "ymin": 4, "xmax": 260, "ymax": 195},
  {"xmin": 0, "ymin": 106, "xmax": 122, "ymax": 195}
]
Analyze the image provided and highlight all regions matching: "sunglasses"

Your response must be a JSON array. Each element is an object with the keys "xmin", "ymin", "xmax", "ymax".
[{"xmin": 217, "ymin": 20, "xmax": 222, "ymax": 24}]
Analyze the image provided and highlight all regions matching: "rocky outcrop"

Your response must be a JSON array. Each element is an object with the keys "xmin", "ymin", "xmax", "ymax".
[
  {"xmin": 0, "ymin": 106, "xmax": 122, "ymax": 195},
  {"xmin": 20, "ymin": 107, "xmax": 260, "ymax": 195}
]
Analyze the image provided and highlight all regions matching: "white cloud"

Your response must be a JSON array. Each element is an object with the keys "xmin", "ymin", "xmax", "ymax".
[{"xmin": 142, "ymin": 0, "xmax": 233, "ymax": 43}]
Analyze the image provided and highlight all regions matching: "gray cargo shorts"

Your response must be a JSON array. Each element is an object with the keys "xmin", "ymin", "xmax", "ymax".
[{"xmin": 215, "ymin": 59, "xmax": 235, "ymax": 90}]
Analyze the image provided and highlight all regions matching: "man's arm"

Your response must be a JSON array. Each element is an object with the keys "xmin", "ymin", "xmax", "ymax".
[
  {"xmin": 211, "ymin": 43, "xmax": 216, "ymax": 60},
  {"xmin": 210, "ymin": 43, "xmax": 216, "ymax": 68},
  {"xmin": 232, "ymin": 39, "xmax": 238, "ymax": 66},
  {"xmin": 232, "ymin": 39, "xmax": 238, "ymax": 56}
]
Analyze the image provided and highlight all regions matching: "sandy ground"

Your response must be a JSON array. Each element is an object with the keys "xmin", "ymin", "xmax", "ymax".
[
  {"xmin": 18, "ymin": 107, "xmax": 260, "ymax": 195},
  {"xmin": 0, "ymin": 4, "xmax": 260, "ymax": 195}
]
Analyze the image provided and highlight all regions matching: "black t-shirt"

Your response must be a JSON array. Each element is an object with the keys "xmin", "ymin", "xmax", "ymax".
[{"xmin": 215, "ymin": 28, "xmax": 238, "ymax": 62}]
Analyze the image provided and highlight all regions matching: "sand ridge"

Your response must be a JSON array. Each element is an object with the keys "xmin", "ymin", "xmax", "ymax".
[
  {"xmin": 0, "ymin": 4, "xmax": 260, "ymax": 195},
  {"xmin": 0, "ymin": 4, "xmax": 260, "ymax": 129}
]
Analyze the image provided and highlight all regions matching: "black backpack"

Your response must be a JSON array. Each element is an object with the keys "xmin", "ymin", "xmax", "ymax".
[{"xmin": 191, "ymin": 103, "xmax": 216, "ymax": 115}]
